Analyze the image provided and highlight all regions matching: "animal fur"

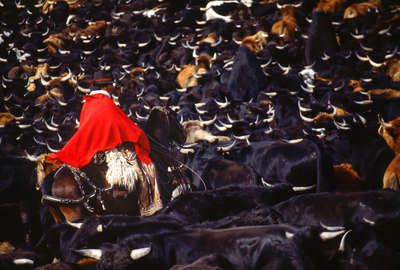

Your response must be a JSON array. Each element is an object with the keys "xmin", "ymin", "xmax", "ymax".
[
  {"xmin": 177, "ymin": 55, "xmax": 212, "ymax": 88},
  {"xmin": 333, "ymin": 163, "xmax": 363, "ymax": 192},
  {"xmin": 385, "ymin": 59, "xmax": 400, "ymax": 82},
  {"xmin": 368, "ymin": 89, "xmax": 400, "ymax": 99},
  {"xmin": 343, "ymin": 0, "xmax": 381, "ymax": 19},
  {"xmin": 183, "ymin": 120, "xmax": 231, "ymax": 143},
  {"xmin": 383, "ymin": 154, "xmax": 400, "ymax": 191},
  {"xmin": 0, "ymin": 113, "xmax": 15, "ymax": 127},
  {"xmin": 104, "ymin": 149, "xmax": 140, "ymax": 192},
  {"xmin": 378, "ymin": 116, "xmax": 400, "ymax": 155},
  {"xmin": 314, "ymin": 0, "xmax": 349, "ymax": 14},
  {"xmin": 241, "ymin": 31, "xmax": 269, "ymax": 53},
  {"xmin": 270, "ymin": 6, "xmax": 298, "ymax": 41},
  {"xmin": 34, "ymin": 153, "xmax": 61, "ymax": 190}
]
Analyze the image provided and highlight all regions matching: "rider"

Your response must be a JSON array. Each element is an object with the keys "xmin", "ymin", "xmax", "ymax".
[{"xmin": 48, "ymin": 71, "xmax": 163, "ymax": 216}]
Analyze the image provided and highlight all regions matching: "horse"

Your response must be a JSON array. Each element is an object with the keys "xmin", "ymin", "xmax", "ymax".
[{"xmin": 39, "ymin": 106, "xmax": 190, "ymax": 223}]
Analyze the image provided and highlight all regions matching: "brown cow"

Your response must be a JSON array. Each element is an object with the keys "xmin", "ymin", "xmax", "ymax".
[
  {"xmin": 177, "ymin": 54, "xmax": 215, "ymax": 89},
  {"xmin": 25, "ymin": 152, "xmax": 60, "ymax": 190},
  {"xmin": 271, "ymin": 7, "xmax": 298, "ymax": 41},
  {"xmin": 385, "ymin": 59, "xmax": 400, "ymax": 82},
  {"xmin": 332, "ymin": 163, "xmax": 364, "ymax": 192},
  {"xmin": 183, "ymin": 120, "xmax": 230, "ymax": 144},
  {"xmin": 343, "ymin": 0, "xmax": 381, "ymax": 19},
  {"xmin": 240, "ymin": 31, "xmax": 269, "ymax": 53},
  {"xmin": 0, "ymin": 113, "xmax": 15, "ymax": 127},
  {"xmin": 314, "ymin": 0, "xmax": 349, "ymax": 14},
  {"xmin": 378, "ymin": 116, "xmax": 400, "ymax": 190}
]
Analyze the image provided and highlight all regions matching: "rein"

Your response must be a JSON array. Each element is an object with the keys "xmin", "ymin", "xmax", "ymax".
[
  {"xmin": 42, "ymin": 164, "xmax": 113, "ymax": 213},
  {"xmin": 144, "ymin": 130, "xmax": 208, "ymax": 191}
]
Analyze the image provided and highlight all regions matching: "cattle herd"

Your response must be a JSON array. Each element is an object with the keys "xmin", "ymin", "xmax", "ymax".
[{"xmin": 1, "ymin": 0, "xmax": 400, "ymax": 269}]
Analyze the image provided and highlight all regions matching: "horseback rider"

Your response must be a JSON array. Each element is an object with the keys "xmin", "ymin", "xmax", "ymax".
[{"xmin": 48, "ymin": 71, "xmax": 163, "ymax": 216}]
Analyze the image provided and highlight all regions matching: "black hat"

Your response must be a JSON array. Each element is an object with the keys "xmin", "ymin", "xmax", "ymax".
[{"xmin": 89, "ymin": 70, "xmax": 115, "ymax": 87}]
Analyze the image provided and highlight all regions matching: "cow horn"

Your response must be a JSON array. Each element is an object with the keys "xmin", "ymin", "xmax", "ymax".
[
  {"xmin": 214, "ymin": 97, "xmax": 230, "ymax": 108},
  {"xmin": 44, "ymin": 119, "xmax": 58, "ymax": 131},
  {"xmin": 300, "ymin": 84, "xmax": 314, "ymax": 94},
  {"xmin": 378, "ymin": 25, "xmax": 391, "ymax": 35},
  {"xmin": 135, "ymin": 111, "xmax": 149, "ymax": 121},
  {"xmin": 363, "ymin": 217, "xmax": 375, "ymax": 226},
  {"xmin": 233, "ymin": 37, "xmax": 241, "ymax": 45},
  {"xmin": 227, "ymin": 113, "xmax": 239, "ymax": 123},
  {"xmin": 292, "ymin": 184, "xmax": 316, "ymax": 191},
  {"xmin": 13, "ymin": 259, "xmax": 34, "ymax": 265},
  {"xmin": 367, "ymin": 56, "xmax": 383, "ymax": 68},
  {"xmin": 46, "ymin": 142, "xmax": 59, "ymax": 153},
  {"xmin": 130, "ymin": 246, "xmax": 151, "ymax": 260},
  {"xmin": 260, "ymin": 57, "xmax": 272, "ymax": 68},
  {"xmin": 179, "ymin": 148, "xmax": 195, "ymax": 154},
  {"xmin": 211, "ymin": 36, "xmax": 223, "ymax": 47},
  {"xmin": 320, "ymin": 230, "xmax": 346, "ymax": 241},
  {"xmin": 285, "ymin": 232, "xmax": 295, "ymax": 239},
  {"xmin": 138, "ymin": 39, "xmax": 151, "ymax": 48},
  {"xmin": 194, "ymin": 102, "xmax": 206, "ymax": 108},
  {"xmin": 199, "ymin": 115, "xmax": 217, "ymax": 126},
  {"xmin": 299, "ymin": 111, "xmax": 314, "ymax": 122},
  {"xmin": 214, "ymin": 122, "xmax": 227, "ymax": 132},
  {"xmin": 333, "ymin": 120, "xmax": 351, "ymax": 130},
  {"xmin": 67, "ymin": 221, "xmax": 83, "ymax": 229},
  {"xmin": 354, "ymin": 99, "xmax": 373, "ymax": 105},
  {"xmin": 261, "ymin": 178, "xmax": 275, "ymax": 187},
  {"xmin": 354, "ymin": 51, "xmax": 369, "ymax": 62},
  {"xmin": 25, "ymin": 150, "xmax": 39, "ymax": 162},
  {"xmin": 319, "ymin": 221, "xmax": 345, "ymax": 231},
  {"xmin": 217, "ymin": 140, "xmax": 236, "ymax": 152},
  {"xmin": 338, "ymin": 230, "xmax": 352, "ymax": 253},
  {"xmin": 282, "ymin": 138, "xmax": 304, "ymax": 144},
  {"xmin": 40, "ymin": 76, "xmax": 50, "ymax": 86},
  {"xmin": 61, "ymin": 68, "xmax": 72, "ymax": 81},
  {"xmin": 298, "ymin": 100, "xmax": 312, "ymax": 112},
  {"xmin": 74, "ymin": 249, "xmax": 102, "ymax": 260},
  {"xmin": 195, "ymin": 106, "xmax": 207, "ymax": 115},
  {"xmin": 360, "ymin": 42, "xmax": 373, "ymax": 52},
  {"xmin": 218, "ymin": 120, "xmax": 232, "ymax": 129},
  {"xmin": 334, "ymin": 81, "xmax": 345, "ymax": 91},
  {"xmin": 192, "ymin": 48, "xmax": 199, "ymax": 58},
  {"xmin": 211, "ymin": 52, "xmax": 217, "ymax": 61}
]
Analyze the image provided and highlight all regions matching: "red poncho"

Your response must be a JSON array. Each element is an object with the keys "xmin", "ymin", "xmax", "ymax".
[{"xmin": 48, "ymin": 93, "xmax": 152, "ymax": 168}]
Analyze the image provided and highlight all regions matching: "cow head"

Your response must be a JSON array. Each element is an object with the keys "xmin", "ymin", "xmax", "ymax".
[
  {"xmin": 378, "ymin": 116, "xmax": 400, "ymax": 155},
  {"xmin": 25, "ymin": 152, "xmax": 60, "ymax": 189},
  {"xmin": 241, "ymin": 31, "xmax": 269, "ymax": 53},
  {"xmin": 343, "ymin": 1, "xmax": 380, "ymax": 19},
  {"xmin": 0, "ymin": 112, "xmax": 15, "ymax": 127}
]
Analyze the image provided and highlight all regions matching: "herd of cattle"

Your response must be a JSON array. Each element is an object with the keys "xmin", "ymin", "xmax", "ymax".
[{"xmin": 1, "ymin": 0, "xmax": 400, "ymax": 269}]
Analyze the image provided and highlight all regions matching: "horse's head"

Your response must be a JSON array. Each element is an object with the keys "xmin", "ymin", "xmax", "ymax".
[{"xmin": 145, "ymin": 106, "xmax": 186, "ymax": 147}]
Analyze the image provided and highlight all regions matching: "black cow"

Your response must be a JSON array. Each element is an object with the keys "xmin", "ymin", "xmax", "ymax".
[
  {"xmin": 73, "ymin": 224, "xmax": 345, "ymax": 270},
  {"xmin": 185, "ymin": 141, "xmax": 258, "ymax": 190},
  {"xmin": 0, "ymin": 153, "xmax": 43, "ymax": 246},
  {"xmin": 160, "ymin": 184, "xmax": 299, "ymax": 224},
  {"xmin": 328, "ymin": 211, "xmax": 400, "ymax": 270},
  {"xmin": 304, "ymin": 11, "xmax": 339, "ymax": 70},
  {"xmin": 236, "ymin": 138, "xmax": 334, "ymax": 192},
  {"xmin": 270, "ymin": 190, "xmax": 400, "ymax": 228},
  {"xmin": 227, "ymin": 45, "xmax": 268, "ymax": 102}
]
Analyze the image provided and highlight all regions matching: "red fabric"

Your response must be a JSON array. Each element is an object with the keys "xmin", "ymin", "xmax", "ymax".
[{"xmin": 48, "ymin": 93, "xmax": 152, "ymax": 168}]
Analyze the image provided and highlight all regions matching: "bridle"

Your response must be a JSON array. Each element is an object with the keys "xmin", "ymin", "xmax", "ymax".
[{"xmin": 41, "ymin": 163, "xmax": 113, "ymax": 213}]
